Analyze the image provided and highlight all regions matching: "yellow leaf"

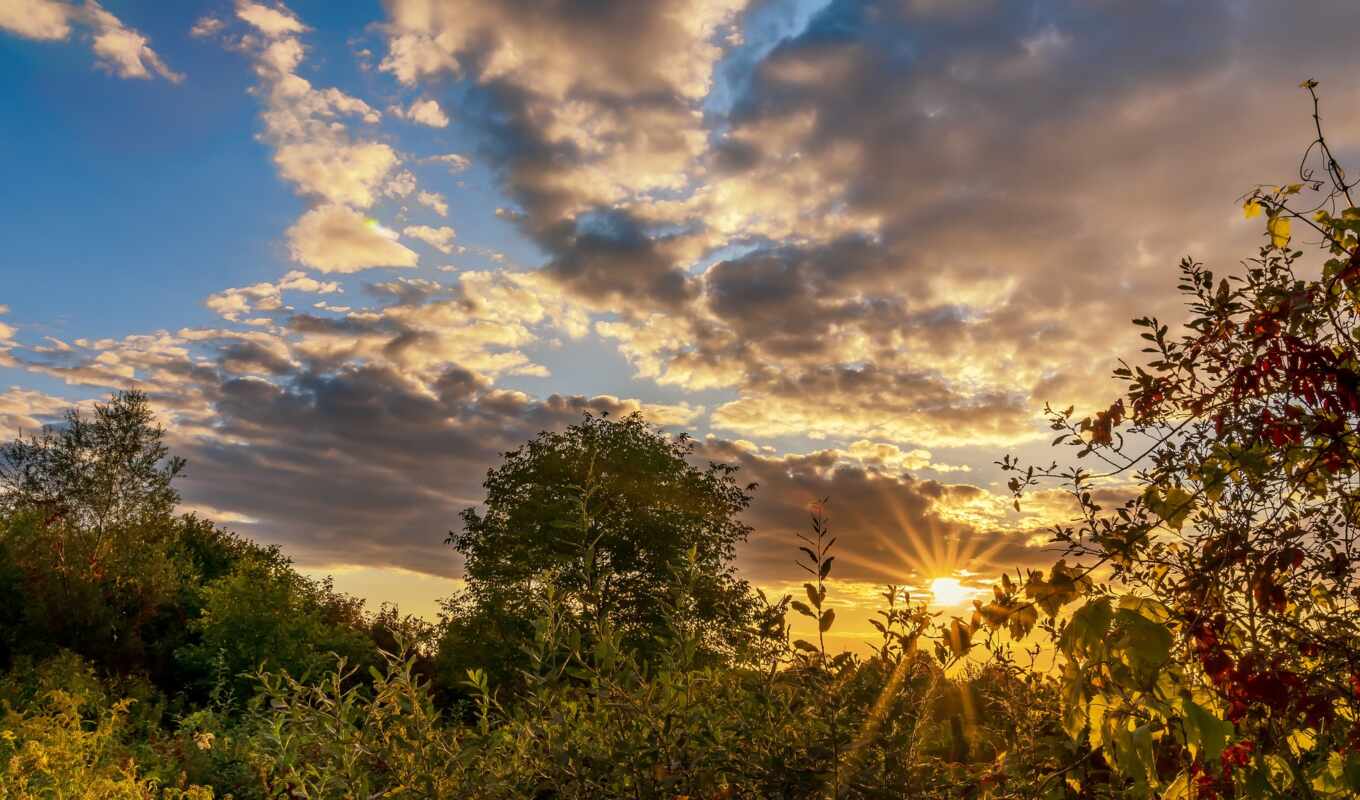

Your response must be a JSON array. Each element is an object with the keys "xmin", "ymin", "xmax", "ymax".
[
  {"xmin": 1268, "ymin": 215, "xmax": 1291, "ymax": 248},
  {"xmin": 1163, "ymin": 772, "xmax": 1192, "ymax": 800},
  {"xmin": 1288, "ymin": 728, "xmax": 1317, "ymax": 756},
  {"xmin": 1243, "ymin": 199, "xmax": 1262, "ymax": 219}
]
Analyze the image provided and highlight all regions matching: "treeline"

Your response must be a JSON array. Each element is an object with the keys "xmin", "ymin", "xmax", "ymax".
[
  {"xmin": 4, "ymin": 94, "xmax": 1360, "ymax": 798},
  {"xmin": 0, "ymin": 392, "xmax": 1060, "ymax": 798}
]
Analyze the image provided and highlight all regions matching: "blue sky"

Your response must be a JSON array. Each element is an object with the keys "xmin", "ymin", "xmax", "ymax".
[{"xmin": 3, "ymin": 0, "xmax": 1359, "ymax": 634}]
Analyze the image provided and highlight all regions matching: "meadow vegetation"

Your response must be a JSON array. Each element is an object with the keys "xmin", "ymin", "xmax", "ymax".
[{"xmin": 2, "ymin": 88, "xmax": 1360, "ymax": 798}]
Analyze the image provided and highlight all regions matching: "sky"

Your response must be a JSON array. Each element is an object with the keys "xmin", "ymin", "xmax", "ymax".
[{"xmin": 3, "ymin": 0, "xmax": 1360, "ymax": 648}]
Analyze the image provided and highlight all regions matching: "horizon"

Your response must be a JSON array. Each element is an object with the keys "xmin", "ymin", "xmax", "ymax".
[{"xmin": 5, "ymin": 0, "xmax": 1360, "ymax": 650}]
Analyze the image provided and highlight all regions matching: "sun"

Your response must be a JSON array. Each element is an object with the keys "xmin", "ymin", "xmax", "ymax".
[{"xmin": 928, "ymin": 576, "xmax": 972, "ymax": 607}]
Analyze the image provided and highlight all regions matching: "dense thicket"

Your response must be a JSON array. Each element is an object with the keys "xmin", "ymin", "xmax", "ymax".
[{"xmin": 4, "ymin": 89, "xmax": 1360, "ymax": 799}]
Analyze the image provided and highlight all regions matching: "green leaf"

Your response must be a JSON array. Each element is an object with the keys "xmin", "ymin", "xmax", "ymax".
[
  {"xmin": 1180, "ymin": 696, "xmax": 1233, "ymax": 765},
  {"xmin": 1144, "ymin": 485, "xmax": 1194, "ymax": 530},
  {"xmin": 1113, "ymin": 609, "xmax": 1172, "ymax": 682},
  {"xmin": 819, "ymin": 608, "xmax": 836, "ymax": 632},
  {"xmin": 1059, "ymin": 598, "xmax": 1112, "ymax": 658},
  {"xmin": 1162, "ymin": 772, "xmax": 1192, "ymax": 800},
  {"xmin": 1059, "ymin": 665, "xmax": 1087, "ymax": 739},
  {"xmin": 819, "ymin": 556, "xmax": 834, "ymax": 579},
  {"xmin": 1111, "ymin": 720, "xmax": 1157, "ymax": 790},
  {"xmin": 1263, "ymin": 754, "xmax": 1293, "ymax": 794},
  {"xmin": 790, "ymin": 600, "xmax": 816, "ymax": 619}
]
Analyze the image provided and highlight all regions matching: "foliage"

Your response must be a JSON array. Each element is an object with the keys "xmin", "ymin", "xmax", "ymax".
[
  {"xmin": 991, "ymin": 81, "xmax": 1360, "ymax": 798},
  {"xmin": 0, "ymin": 653, "xmax": 212, "ymax": 799},
  {"xmin": 449, "ymin": 412, "xmax": 777, "ymax": 685},
  {"xmin": 175, "ymin": 558, "xmax": 379, "ymax": 704}
]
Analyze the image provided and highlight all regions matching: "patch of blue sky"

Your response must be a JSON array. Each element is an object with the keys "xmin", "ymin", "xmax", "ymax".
[{"xmin": 706, "ymin": 0, "xmax": 834, "ymax": 118}]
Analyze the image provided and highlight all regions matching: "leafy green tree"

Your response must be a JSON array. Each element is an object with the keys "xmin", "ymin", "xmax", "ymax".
[
  {"xmin": 176, "ymin": 559, "xmax": 378, "ymax": 704},
  {"xmin": 0, "ymin": 391, "xmax": 186, "ymax": 669},
  {"xmin": 447, "ymin": 412, "xmax": 771, "ymax": 684},
  {"xmin": 0, "ymin": 390, "xmax": 183, "ymax": 531}
]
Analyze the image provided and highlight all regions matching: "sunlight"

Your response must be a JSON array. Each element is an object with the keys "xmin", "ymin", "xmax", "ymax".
[{"xmin": 928, "ymin": 576, "xmax": 972, "ymax": 607}]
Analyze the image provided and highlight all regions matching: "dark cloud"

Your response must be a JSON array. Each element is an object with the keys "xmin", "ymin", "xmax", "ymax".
[
  {"xmin": 540, "ymin": 211, "xmax": 697, "ymax": 307},
  {"xmin": 699, "ymin": 440, "xmax": 1054, "ymax": 585},
  {"xmin": 177, "ymin": 362, "xmax": 681, "ymax": 575}
]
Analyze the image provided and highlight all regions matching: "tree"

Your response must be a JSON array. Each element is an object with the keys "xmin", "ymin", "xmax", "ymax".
[
  {"xmin": 447, "ymin": 412, "xmax": 770, "ymax": 682},
  {"xmin": 988, "ymin": 83, "xmax": 1360, "ymax": 798},
  {"xmin": 0, "ymin": 390, "xmax": 375, "ymax": 698},
  {"xmin": 0, "ymin": 390, "xmax": 183, "ymax": 532},
  {"xmin": 176, "ymin": 559, "xmax": 378, "ymax": 703},
  {"xmin": 0, "ymin": 391, "xmax": 186, "ymax": 669}
]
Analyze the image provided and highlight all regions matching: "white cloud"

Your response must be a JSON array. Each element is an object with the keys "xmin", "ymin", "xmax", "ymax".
[
  {"xmin": 235, "ymin": 1, "xmax": 306, "ymax": 37},
  {"xmin": 427, "ymin": 153, "xmax": 470, "ymax": 172},
  {"xmin": 85, "ymin": 1, "xmax": 183, "ymax": 82},
  {"xmin": 288, "ymin": 205, "xmax": 419, "ymax": 272},
  {"xmin": 0, "ymin": 387, "xmax": 76, "ymax": 434},
  {"xmin": 202, "ymin": 0, "xmax": 435, "ymax": 277},
  {"xmin": 402, "ymin": 224, "xmax": 456, "ymax": 254},
  {"xmin": 273, "ymin": 140, "xmax": 399, "ymax": 208},
  {"xmin": 0, "ymin": 0, "xmax": 180, "ymax": 81},
  {"xmin": 393, "ymin": 98, "xmax": 449, "ymax": 127},
  {"xmin": 205, "ymin": 270, "xmax": 342, "ymax": 321},
  {"xmin": 0, "ymin": 0, "xmax": 71, "ymax": 40},
  {"xmin": 190, "ymin": 16, "xmax": 224, "ymax": 37},
  {"xmin": 845, "ymin": 440, "xmax": 972, "ymax": 474},
  {"xmin": 417, "ymin": 190, "xmax": 448, "ymax": 216}
]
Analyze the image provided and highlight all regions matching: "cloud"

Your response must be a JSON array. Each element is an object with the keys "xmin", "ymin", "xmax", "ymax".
[
  {"xmin": 205, "ymin": 270, "xmax": 342, "ymax": 322},
  {"xmin": 84, "ymin": 0, "xmax": 183, "ymax": 82},
  {"xmin": 0, "ymin": 0, "xmax": 71, "ymax": 40},
  {"xmin": 845, "ymin": 441, "xmax": 970, "ymax": 474},
  {"xmin": 393, "ymin": 98, "xmax": 449, "ymax": 127},
  {"xmin": 377, "ymin": 0, "xmax": 748, "ymax": 306},
  {"xmin": 402, "ymin": 224, "xmax": 456, "ymax": 254},
  {"xmin": 376, "ymin": 0, "xmax": 1360, "ymax": 452},
  {"xmin": 427, "ymin": 153, "xmax": 470, "ymax": 173},
  {"xmin": 0, "ymin": 387, "xmax": 76, "ymax": 434},
  {"xmin": 273, "ymin": 140, "xmax": 399, "ymax": 208},
  {"xmin": 696, "ymin": 440, "xmax": 1050, "ymax": 586},
  {"xmin": 205, "ymin": 0, "xmax": 439, "ymax": 279},
  {"xmin": 288, "ymin": 205, "xmax": 419, "ymax": 272},
  {"xmin": 416, "ymin": 190, "xmax": 448, "ymax": 217},
  {"xmin": 189, "ymin": 16, "xmax": 224, "ymax": 37},
  {"xmin": 235, "ymin": 1, "xmax": 306, "ymax": 37},
  {"xmin": 0, "ymin": 0, "xmax": 180, "ymax": 81}
]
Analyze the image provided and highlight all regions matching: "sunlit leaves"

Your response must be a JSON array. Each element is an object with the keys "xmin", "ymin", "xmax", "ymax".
[
  {"xmin": 945, "ymin": 618, "xmax": 972, "ymax": 659},
  {"xmin": 1023, "ymin": 560, "xmax": 1090, "ymax": 618},
  {"xmin": 1267, "ymin": 214, "xmax": 1292, "ymax": 248},
  {"xmin": 1180, "ymin": 696, "xmax": 1233, "ymax": 764},
  {"xmin": 1142, "ymin": 485, "xmax": 1194, "ymax": 530},
  {"xmin": 1058, "ymin": 598, "xmax": 1112, "ymax": 659}
]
